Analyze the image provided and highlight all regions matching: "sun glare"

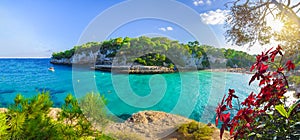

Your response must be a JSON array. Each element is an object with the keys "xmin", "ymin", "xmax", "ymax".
[{"xmin": 267, "ymin": 19, "xmax": 284, "ymax": 32}]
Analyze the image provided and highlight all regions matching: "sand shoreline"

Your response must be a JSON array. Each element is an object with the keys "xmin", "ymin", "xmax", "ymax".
[
  {"xmin": 91, "ymin": 65, "xmax": 253, "ymax": 74},
  {"xmin": 92, "ymin": 65, "xmax": 175, "ymax": 74}
]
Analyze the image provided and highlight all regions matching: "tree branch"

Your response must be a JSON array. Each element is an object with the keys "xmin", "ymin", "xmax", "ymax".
[
  {"xmin": 267, "ymin": 3, "xmax": 276, "ymax": 18},
  {"xmin": 291, "ymin": 2, "xmax": 300, "ymax": 9},
  {"xmin": 270, "ymin": 0, "xmax": 300, "ymax": 25},
  {"xmin": 251, "ymin": 1, "xmax": 270, "ymax": 10},
  {"xmin": 259, "ymin": 5, "xmax": 268, "ymax": 21},
  {"xmin": 245, "ymin": 0, "xmax": 250, "ymax": 5}
]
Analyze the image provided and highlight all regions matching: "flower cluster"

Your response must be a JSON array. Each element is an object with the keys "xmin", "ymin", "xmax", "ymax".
[{"xmin": 215, "ymin": 45, "xmax": 299, "ymax": 139}]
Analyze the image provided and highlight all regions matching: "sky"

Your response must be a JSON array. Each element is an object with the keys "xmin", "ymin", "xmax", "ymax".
[{"xmin": 0, "ymin": 0, "xmax": 295, "ymax": 57}]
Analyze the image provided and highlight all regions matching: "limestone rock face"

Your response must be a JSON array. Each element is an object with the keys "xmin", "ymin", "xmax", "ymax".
[
  {"xmin": 50, "ymin": 51, "xmax": 99, "ymax": 65},
  {"xmin": 50, "ymin": 50, "xmax": 114, "ymax": 65},
  {"xmin": 50, "ymin": 58, "xmax": 72, "ymax": 65},
  {"xmin": 50, "ymin": 48, "xmax": 214, "ymax": 70}
]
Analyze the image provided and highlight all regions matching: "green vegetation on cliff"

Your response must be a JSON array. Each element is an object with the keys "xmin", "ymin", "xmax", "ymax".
[
  {"xmin": 52, "ymin": 48, "xmax": 75, "ymax": 59},
  {"xmin": 52, "ymin": 36, "xmax": 255, "ymax": 68}
]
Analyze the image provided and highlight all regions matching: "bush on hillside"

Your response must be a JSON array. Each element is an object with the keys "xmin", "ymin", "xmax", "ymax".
[{"xmin": 177, "ymin": 121, "xmax": 213, "ymax": 140}]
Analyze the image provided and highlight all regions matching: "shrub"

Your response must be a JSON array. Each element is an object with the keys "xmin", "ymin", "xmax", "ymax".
[
  {"xmin": 0, "ymin": 92, "xmax": 113, "ymax": 140},
  {"xmin": 215, "ymin": 46, "xmax": 300, "ymax": 139},
  {"xmin": 79, "ymin": 92, "xmax": 109, "ymax": 130},
  {"xmin": 58, "ymin": 93, "xmax": 94, "ymax": 139},
  {"xmin": 169, "ymin": 63, "xmax": 175, "ymax": 69},
  {"xmin": 58, "ymin": 92, "xmax": 110, "ymax": 139},
  {"xmin": 0, "ymin": 113, "xmax": 8, "ymax": 139},
  {"xmin": 7, "ymin": 92, "xmax": 58, "ymax": 139},
  {"xmin": 177, "ymin": 121, "xmax": 213, "ymax": 140}
]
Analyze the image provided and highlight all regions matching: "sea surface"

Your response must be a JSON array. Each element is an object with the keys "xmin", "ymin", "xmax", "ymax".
[{"xmin": 0, "ymin": 58, "xmax": 259, "ymax": 123}]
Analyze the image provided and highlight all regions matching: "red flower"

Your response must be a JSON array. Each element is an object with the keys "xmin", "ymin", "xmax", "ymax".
[
  {"xmin": 236, "ymin": 108, "xmax": 254, "ymax": 123},
  {"xmin": 241, "ymin": 92, "xmax": 256, "ymax": 108},
  {"xmin": 270, "ymin": 45, "xmax": 283, "ymax": 62},
  {"xmin": 259, "ymin": 63, "xmax": 269, "ymax": 73},
  {"xmin": 215, "ymin": 95, "xmax": 226, "ymax": 126},
  {"xmin": 215, "ymin": 46, "xmax": 299, "ymax": 139},
  {"xmin": 285, "ymin": 60, "xmax": 295, "ymax": 71},
  {"xmin": 220, "ymin": 124, "xmax": 226, "ymax": 139},
  {"xmin": 220, "ymin": 113, "xmax": 230, "ymax": 123},
  {"xmin": 226, "ymin": 89, "xmax": 238, "ymax": 108},
  {"xmin": 249, "ymin": 72, "xmax": 264, "ymax": 85},
  {"xmin": 230, "ymin": 120, "xmax": 240, "ymax": 135},
  {"xmin": 220, "ymin": 113, "xmax": 231, "ymax": 139},
  {"xmin": 277, "ymin": 67, "xmax": 284, "ymax": 72},
  {"xmin": 259, "ymin": 73, "xmax": 271, "ymax": 86},
  {"xmin": 250, "ymin": 49, "xmax": 270, "ymax": 72}
]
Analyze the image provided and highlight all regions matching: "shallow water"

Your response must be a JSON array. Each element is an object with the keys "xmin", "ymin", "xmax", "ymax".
[{"xmin": 0, "ymin": 58, "xmax": 259, "ymax": 122}]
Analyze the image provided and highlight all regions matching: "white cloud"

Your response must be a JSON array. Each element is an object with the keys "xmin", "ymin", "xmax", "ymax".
[
  {"xmin": 206, "ymin": 0, "xmax": 211, "ymax": 5},
  {"xmin": 194, "ymin": 0, "xmax": 213, "ymax": 6},
  {"xmin": 193, "ymin": 0, "xmax": 204, "ymax": 6},
  {"xmin": 200, "ymin": 9, "xmax": 229, "ymax": 25},
  {"xmin": 159, "ymin": 26, "xmax": 173, "ymax": 32},
  {"xmin": 158, "ymin": 27, "xmax": 166, "ymax": 31},
  {"xmin": 166, "ymin": 26, "xmax": 173, "ymax": 31}
]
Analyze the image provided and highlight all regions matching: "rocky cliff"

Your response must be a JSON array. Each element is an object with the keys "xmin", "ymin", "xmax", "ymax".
[
  {"xmin": 50, "ymin": 37, "xmax": 255, "ymax": 69},
  {"xmin": 50, "ymin": 51, "xmax": 104, "ymax": 65},
  {"xmin": 50, "ymin": 49, "xmax": 211, "ymax": 70}
]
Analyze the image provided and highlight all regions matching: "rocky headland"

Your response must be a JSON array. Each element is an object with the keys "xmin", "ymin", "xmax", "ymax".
[{"xmin": 50, "ymin": 37, "xmax": 256, "ymax": 74}]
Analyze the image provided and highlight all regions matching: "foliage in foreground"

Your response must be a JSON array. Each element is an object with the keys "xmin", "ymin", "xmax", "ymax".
[
  {"xmin": 0, "ymin": 92, "xmax": 114, "ymax": 140},
  {"xmin": 177, "ymin": 121, "xmax": 214, "ymax": 140},
  {"xmin": 216, "ymin": 46, "xmax": 300, "ymax": 139}
]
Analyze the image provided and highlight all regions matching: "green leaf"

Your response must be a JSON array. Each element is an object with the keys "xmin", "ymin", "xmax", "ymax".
[
  {"xmin": 292, "ymin": 122, "xmax": 300, "ymax": 127},
  {"xmin": 248, "ymin": 132, "xmax": 256, "ymax": 137},
  {"xmin": 275, "ymin": 104, "xmax": 288, "ymax": 118},
  {"xmin": 287, "ymin": 100, "xmax": 300, "ymax": 118},
  {"xmin": 256, "ymin": 134, "xmax": 262, "ymax": 138},
  {"xmin": 267, "ymin": 113, "xmax": 273, "ymax": 119},
  {"xmin": 257, "ymin": 124, "xmax": 265, "ymax": 129},
  {"xmin": 0, "ymin": 113, "xmax": 8, "ymax": 138}
]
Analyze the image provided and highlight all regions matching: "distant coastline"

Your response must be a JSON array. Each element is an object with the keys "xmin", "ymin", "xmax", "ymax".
[
  {"xmin": 49, "ymin": 36, "xmax": 256, "ymax": 74},
  {"xmin": 204, "ymin": 68, "xmax": 254, "ymax": 74}
]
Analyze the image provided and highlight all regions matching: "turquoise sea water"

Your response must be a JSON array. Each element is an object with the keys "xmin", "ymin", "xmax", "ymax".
[{"xmin": 0, "ymin": 58, "xmax": 259, "ymax": 122}]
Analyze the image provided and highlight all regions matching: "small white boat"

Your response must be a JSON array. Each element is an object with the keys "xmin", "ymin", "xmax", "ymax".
[{"xmin": 48, "ymin": 67, "xmax": 55, "ymax": 72}]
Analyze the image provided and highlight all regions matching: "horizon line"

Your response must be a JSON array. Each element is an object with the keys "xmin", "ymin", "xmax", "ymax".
[{"xmin": 0, "ymin": 57, "xmax": 51, "ymax": 59}]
